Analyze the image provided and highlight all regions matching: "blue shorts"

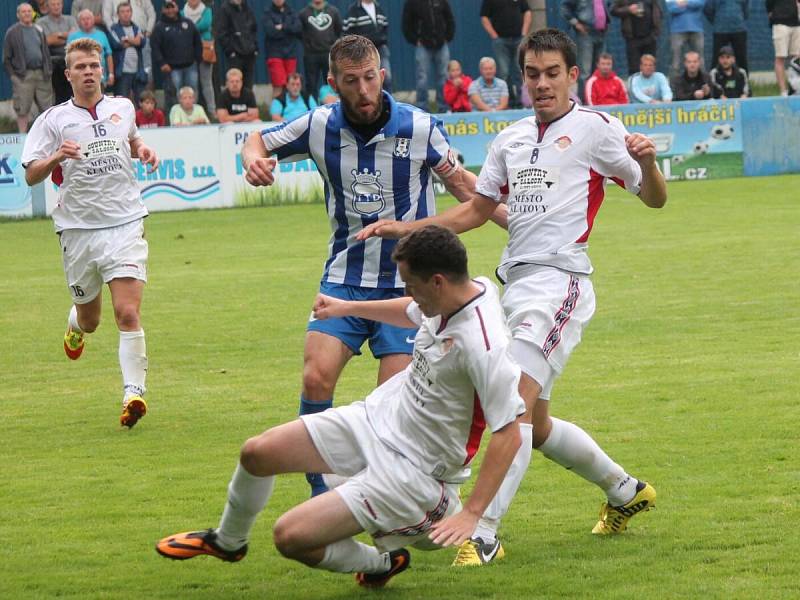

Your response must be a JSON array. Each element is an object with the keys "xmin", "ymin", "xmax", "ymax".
[{"xmin": 308, "ymin": 282, "xmax": 417, "ymax": 358}]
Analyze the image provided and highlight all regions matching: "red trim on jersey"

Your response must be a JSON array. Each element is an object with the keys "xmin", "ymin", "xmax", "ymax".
[
  {"xmin": 475, "ymin": 306, "xmax": 490, "ymax": 351},
  {"xmin": 536, "ymin": 121, "xmax": 549, "ymax": 143},
  {"xmin": 52, "ymin": 165, "xmax": 63, "ymax": 187},
  {"xmin": 500, "ymin": 182, "xmax": 509, "ymax": 195},
  {"xmin": 576, "ymin": 168, "xmax": 605, "ymax": 243},
  {"xmin": 578, "ymin": 107, "xmax": 610, "ymax": 123},
  {"xmin": 610, "ymin": 176, "xmax": 626, "ymax": 189},
  {"xmin": 72, "ymin": 97, "xmax": 103, "ymax": 120},
  {"xmin": 463, "ymin": 392, "xmax": 486, "ymax": 465}
]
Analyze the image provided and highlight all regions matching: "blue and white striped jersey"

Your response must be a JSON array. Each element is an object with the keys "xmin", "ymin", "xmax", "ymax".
[{"xmin": 259, "ymin": 92, "xmax": 454, "ymax": 289}]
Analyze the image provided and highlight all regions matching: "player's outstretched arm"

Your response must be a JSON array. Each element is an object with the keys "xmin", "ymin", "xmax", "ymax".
[
  {"xmin": 24, "ymin": 141, "xmax": 81, "ymax": 186},
  {"xmin": 356, "ymin": 193, "xmax": 499, "ymax": 241},
  {"xmin": 440, "ymin": 166, "xmax": 508, "ymax": 230},
  {"xmin": 428, "ymin": 419, "xmax": 522, "ymax": 547},
  {"xmin": 130, "ymin": 137, "xmax": 159, "ymax": 173},
  {"xmin": 313, "ymin": 294, "xmax": 416, "ymax": 328},
  {"xmin": 242, "ymin": 132, "xmax": 277, "ymax": 187},
  {"xmin": 626, "ymin": 133, "xmax": 667, "ymax": 208}
]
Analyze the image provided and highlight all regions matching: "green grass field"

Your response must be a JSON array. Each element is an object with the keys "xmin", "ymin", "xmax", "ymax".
[{"xmin": 2, "ymin": 175, "xmax": 799, "ymax": 599}]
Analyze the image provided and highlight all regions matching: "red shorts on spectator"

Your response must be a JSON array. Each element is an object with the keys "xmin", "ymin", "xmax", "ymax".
[{"xmin": 267, "ymin": 58, "xmax": 298, "ymax": 87}]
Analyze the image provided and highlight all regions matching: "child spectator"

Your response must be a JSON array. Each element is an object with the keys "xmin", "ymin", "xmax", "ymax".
[
  {"xmin": 443, "ymin": 60, "xmax": 473, "ymax": 112},
  {"xmin": 135, "ymin": 90, "xmax": 165, "ymax": 128},
  {"xmin": 169, "ymin": 86, "xmax": 210, "ymax": 126},
  {"xmin": 584, "ymin": 53, "xmax": 629, "ymax": 105}
]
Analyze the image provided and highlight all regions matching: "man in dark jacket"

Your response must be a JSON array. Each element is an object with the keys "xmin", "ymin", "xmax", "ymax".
[
  {"xmin": 299, "ymin": 0, "xmax": 342, "ymax": 101},
  {"xmin": 766, "ymin": 0, "xmax": 800, "ymax": 95},
  {"xmin": 402, "ymin": 0, "xmax": 455, "ymax": 112},
  {"xmin": 108, "ymin": 2, "xmax": 148, "ymax": 106},
  {"xmin": 671, "ymin": 50, "xmax": 712, "ymax": 100},
  {"xmin": 264, "ymin": 0, "xmax": 302, "ymax": 99},
  {"xmin": 704, "ymin": 0, "xmax": 749, "ymax": 74},
  {"xmin": 216, "ymin": 0, "xmax": 259, "ymax": 91},
  {"xmin": 343, "ymin": 1, "xmax": 391, "ymax": 91},
  {"xmin": 709, "ymin": 44, "xmax": 750, "ymax": 98},
  {"xmin": 611, "ymin": 0, "xmax": 662, "ymax": 75},
  {"xmin": 150, "ymin": 0, "xmax": 202, "ymax": 112}
]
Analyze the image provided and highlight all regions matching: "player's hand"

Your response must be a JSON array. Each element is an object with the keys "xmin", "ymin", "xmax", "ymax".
[
  {"xmin": 312, "ymin": 293, "xmax": 348, "ymax": 320},
  {"xmin": 625, "ymin": 133, "xmax": 657, "ymax": 168},
  {"xmin": 428, "ymin": 509, "xmax": 480, "ymax": 547},
  {"xmin": 57, "ymin": 140, "xmax": 82, "ymax": 161},
  {"xmin": 355, "ymin": 219, "xmax": 412, "ymax": 241},
  {"xmin": 245, "ymin": 157, "xmax": 277, "ymax": 186},
  {"xmin": 138, "ymin": 144, "xmax": 159, "ymax": 173}
]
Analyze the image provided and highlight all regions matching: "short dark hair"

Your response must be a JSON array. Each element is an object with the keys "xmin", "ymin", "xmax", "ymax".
[
  {"xmin": 329, "ymin": 35, "xmax": 380, "ymax": 76},
  {"xmin": 598, "ymin": 52, "xmax": 613, "ymax": 63},
  {"xmin": 392, "ymin": 226, "xmax": 468, "ymax": 282},
  {"xmin": 518, "ymin": 28, "xmax": 577, "ymax": 74},
  {"xmin": 139, "ymin": 89, "xmax": 156, "ymax": 103}
]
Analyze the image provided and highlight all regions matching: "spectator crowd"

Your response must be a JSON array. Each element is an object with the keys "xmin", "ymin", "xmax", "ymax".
[{"xmin": 4, "ymin": 0, "xmax": 799, "ymax": 132}]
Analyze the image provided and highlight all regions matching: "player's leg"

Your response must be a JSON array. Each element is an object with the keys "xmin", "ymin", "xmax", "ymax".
[{"xmin": 60, "ymin": 229, "xmax": 104, "ymax": 360}]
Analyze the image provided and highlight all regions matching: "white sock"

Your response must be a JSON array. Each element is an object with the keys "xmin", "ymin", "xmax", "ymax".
[
  {"xmin": 68, "ymin": 305, "xmax": 82, "ymax": 332},
  {"xmin": 215, "ymin": 463, "xmax": 275, "ymax": 551},
  {"xmin": 317, "ymin": 538, "xmax": 389, "ymax": 574},
  {"xmin": 119, "ymin": 329, "xmax": 147, "ymax": 401},
  {"xmin": 538, "ymin": 417, "xmax": 637, "ymax": 506},
  {"xmin": 474, "ymin": 423, "xmax": 533, "ymax": 543}
]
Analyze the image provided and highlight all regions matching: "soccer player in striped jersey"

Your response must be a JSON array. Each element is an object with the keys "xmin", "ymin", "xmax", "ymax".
[
  {"xmin": 156, "ymin": 226, "xmax": 525, "ymax": 588},
  {"xmin": 360, "ymin": 28, "xmax": 667, "ymax": 564},
  {"xmin": 22, "ymin": 38, "xmax": 158, "ymax": 428},
  {"xmin": 242, "ymin": 35, "xmax": 479, "ymax": 497}
]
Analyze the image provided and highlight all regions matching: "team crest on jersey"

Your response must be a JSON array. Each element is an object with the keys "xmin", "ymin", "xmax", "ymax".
[
  {"xmin": 110, "ymin": 113, "xmax": 122, "ymax": 124},
  {"xmin": 351, "ymin": 168, "xmax": 385, "ymax": 216},
  {"xmin": 554, "ymin": 136, "xmax": 572, "ymax": 151},
  {"xmin": 393, "ymin": 137, "xmax": 411, "ymax": 158}
]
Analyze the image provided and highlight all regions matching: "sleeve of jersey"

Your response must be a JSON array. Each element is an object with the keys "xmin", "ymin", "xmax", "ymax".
[
  {"xmin": 591, "ymin": 117, "xmax": 642, "ymax": 196},
  {"xmin": 404, "ymin": 301, "xmax": 424, "ymax": 327},
  {"xmin": 21, "ymin": 114, "xmax": 57, "ymax": 167},
  {"xmin": 467, "ymin": 347, "xmax": 525, "ymax": 433},
  {"xmin": 426, "ymin": 118, "xmax": 459, "ymax": 180},
  {"xmin": 127, "ymin": 103, "xmax": 142, "ymax": 142},
  {"xmin": 259, "ymin": 112, "xmax": 312, "ymax": 163},
  {"xmin": 474, "ymin": 138, "xmax": 506, "ymax": 202}
]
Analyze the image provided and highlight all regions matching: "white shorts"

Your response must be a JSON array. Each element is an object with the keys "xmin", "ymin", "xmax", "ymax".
[
  {"xmin": 772, "ymin": 24, "xmax": 800, "ymax": 58},
  {"xmin": 58, "ymin": 219, "xmax": 148, "ymax": 304},
  {"xmin": 301, "ymin": 402, "xmax": 461, "ymax": 553},
  {"xmin": 502, "ymin": 264, "xmax": 596, "ymax": 378}
]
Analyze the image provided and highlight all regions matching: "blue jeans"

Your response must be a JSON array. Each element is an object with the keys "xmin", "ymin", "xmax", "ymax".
[
  {"xmin": 165, "ymin": 64, "xmax": 199, "ymax": 109},
  {"xmin": 378, "ymin": 44, "xmax": 392, "ymax": 92},
  {"xmin": 492, "ymin": 36, "xmax": 522, "ymax": 107},
  {"xmin": 415, "ymin": 44, "xmax": 449, "ymax": 112},
  {"xmin": 576, "ymin": 30, "xmax": 606, "ymax": 101},
  {"xmin": 115, "ymin": 72, "xmax": 146, "ymax": 107},
  {"xmin": 670, "ymin": 31, "xmax": 704, "ymax": 77}
]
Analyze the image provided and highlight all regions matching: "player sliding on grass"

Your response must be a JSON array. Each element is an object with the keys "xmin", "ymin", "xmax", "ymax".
[
  {"xmin": 156, "ymin": 226, "xmax": 525, "ymax": 588},
  {"xmin": 241, "ymin": 35, "xmax": 482, "ymax": 498},
  {"xmin": 358, "ymin": 28, "xmax": 668, "ymax": 565},
  {"xmin": 22, "ymin": 38, "xmax": 158, "ymax": 428}
]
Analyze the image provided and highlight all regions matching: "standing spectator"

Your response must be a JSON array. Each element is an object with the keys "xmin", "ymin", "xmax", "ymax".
[
  {"xmin": 136, "ymin": 89, "xmax": 165, "ymax": 127},
  {"xmin": 299, "ymin": 0, "xmax": 343, "ymax": 102},
  {"xmin": 402, "ymin": 0, "xmax": 455, "ymax": 113},
  {"xmin": 704, "ymin": 0, "xmax": 749, "ymax": 74},
  {"xmin": 767, "ymin": 0, "xmax": 800, "ymax": 96},
  {"xmin": 611, "ymin": 0, "xmax": 663, "ymax": 75},
  {"xmin": 443, "ymin": 59, "xmax": 473, "ymax": 112},
  {"xmin": 480, "ymin": 0, "xmax": 531, "ymax": 108},
  {"xmin": 3, "ymin": 3, "xmax": 53, "ymax": 132},
  {"xmin": 170, "ymin": 85, "xmax": 210, "ymax": 125},
  {"xmin": 585, "ymin": 52, "xmax": 629, "ymax": 105},
  {"xmin": 103, "ymin": 1, "xmax": 156, "ymax": 82},
  {"xmin": 562, "ymin": 0, "xmax": 612, "ymax": 101},
  {"xmin": 183, "ymin": 0, "xmax": 217, "ymax": 115},
  {"xmin": 37, "ymin": 0, "xmax": 78, "ymax": 104},
  {"xmin": 32, "ymin": 0, "xmax": 50, "ymax": 21},
  {"xmin": 671, "ymin": 49, "xmax": 712, "ymax": 99},
  {"xmin": 216, "ymin": 0, "xmax": 259, "ymax": 91},
  {"xmin": 666, "ymin": 0, "xmax": 706, "ymax": 77},
  {"xmin": 269, "ymin": 72, "xmax": 317, "ymax": 121},
  {"xmin": 343, "ymin": 1, "xmax": 392, "ymax": 91},
  {"xmin": 71, "ymin": 0, "xmax": 106, "ymax": 33},
  {"xmin": 108, "ymin": 2, "xmax": 147, "ymax": 106},
  {"xmin": 628, "ymin": 53, "xmax": 673, "ymax": 102},
  {"xmin": 67, "ymin": 9, "xmax": 114, "ymax": 89},
  {"xmin": 216, "ymin": 67, "xmax": 260, "ymax": 122},
  {"xmin": 264, "ymin": 0, "xmax": 302, "ymax": 100},
  {"xmin": 151, "ymin": 0, "xmax": 202, "ymax": 111},
  {"xmin": 709, "ymin": 44, "xmax": 750, "ymax": 97},
  {"xmin": 468, "ymin": 56, "xmax": 509, "ymax": 111}
]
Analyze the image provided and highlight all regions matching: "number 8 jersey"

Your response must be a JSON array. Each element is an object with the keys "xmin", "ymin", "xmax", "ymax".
[{"xmin": 22, "ymin": 97, "xmax": 148, "ymax": 232}]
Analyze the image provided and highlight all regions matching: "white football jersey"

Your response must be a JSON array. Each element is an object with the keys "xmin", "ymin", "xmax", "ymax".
[
  {"xmin": 22, "ymin": 97, "xmax": 147, "ymax": 232},
  {"xmin": 476, "ymin": 103, "xmax": 643, "ymax": 278},
  {"xmin": 366, "ymin": 277, "xmax": 525, "ymax": 484}
]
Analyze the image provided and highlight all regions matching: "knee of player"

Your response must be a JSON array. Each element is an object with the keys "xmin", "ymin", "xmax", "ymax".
[
  {"xmin": 113, "ymin": 304, "xmax": 141, "ymax": 330},
  {"xmin": 272, "ymin": 515, "xmax": 306, "ymax": 559},
  {"xmin": 302, "ymin": 365, "xmax": 336, "ymax": 399}
]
